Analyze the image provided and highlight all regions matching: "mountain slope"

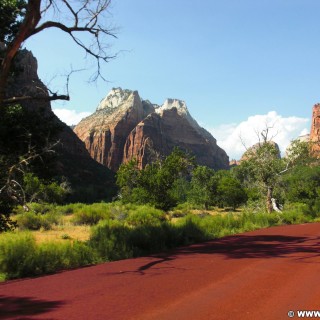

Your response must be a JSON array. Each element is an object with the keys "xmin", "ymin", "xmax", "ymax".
[{"xmin": 74, "ymin": 88, "xmax": 229, "ymax": 170}]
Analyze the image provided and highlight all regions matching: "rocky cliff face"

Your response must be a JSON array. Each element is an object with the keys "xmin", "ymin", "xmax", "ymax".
[
  {"xmin": 74, "ymin": 88, "xmax": 155, "ymax": 171},
  {"xmin": 310, "ymin": 104, "xmax": 320, "ymax": 157},
  {"xmin": 74, "ymin": 88, "xmax": 229, "ymax": 171},
  {"xmin": 7, "ymin": 50, "xmax": 115, "ymax": 202}
]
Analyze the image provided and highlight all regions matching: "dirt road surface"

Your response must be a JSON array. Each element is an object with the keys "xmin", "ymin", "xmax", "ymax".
[{"xmin": 1, "ymin": 223, "xmax": 320, "ymax": 320}]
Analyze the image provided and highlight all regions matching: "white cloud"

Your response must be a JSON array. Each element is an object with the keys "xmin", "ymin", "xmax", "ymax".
[
  {"xmin": 52, "ymin": 108, "xmax": 91, "ymax": 126},
  {"xmin": 206, "ymin": 111, "xmax": 310, "ymax": 160}
]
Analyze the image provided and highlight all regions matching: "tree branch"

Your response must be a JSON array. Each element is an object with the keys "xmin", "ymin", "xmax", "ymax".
[{"xmin": 3, "ymin": 94, "xmax": 70, "ymax": 104}]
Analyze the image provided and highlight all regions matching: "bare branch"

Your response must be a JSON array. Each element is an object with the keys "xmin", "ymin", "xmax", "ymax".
[{"xmin": 3, "ymin": 94, "xmax": 70, "ymax": 104}]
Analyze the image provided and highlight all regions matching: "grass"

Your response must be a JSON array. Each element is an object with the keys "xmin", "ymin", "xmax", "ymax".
[{"xmin": 0, "ymin": 201, "xmax": 317, "ymax": 281}]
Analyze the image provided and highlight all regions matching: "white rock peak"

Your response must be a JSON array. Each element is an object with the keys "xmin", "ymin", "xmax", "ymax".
[
  {"xmin": 96, "ymin": 88, "xmax": 134, "ymax": 111},
  {"xmin": 156, "ymin": 98, "xmax": 188, "ymax": 116}
]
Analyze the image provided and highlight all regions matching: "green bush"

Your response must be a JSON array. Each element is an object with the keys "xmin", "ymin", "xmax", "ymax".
[
  {"xmin": 126, "ymin": 205, "xmax": 166, "ymax": 226},
  {"xmin": 0, "ymin": 232, "xmax": 37, "ymax": 279},
  {"xmin": 31, "ymin": 241, "xmax": 99, "ymax": 275},
  {"xmin": 72, "ymin": 203, "xmax": 112, "ymax": 225},
  {"xmin": 15, "ymin": 211, "xmax": 62, "ymax": 230},
  {"xmin": 90, "ymin": 220, "xmax": 133, "ymax": 261},
  {"xmin": 0, "ymin": 232, "xmax": 99, "ymax": 280},
  {"xmin": 279, "ymin": 204, "xmax": 311, "ymax": 224}
]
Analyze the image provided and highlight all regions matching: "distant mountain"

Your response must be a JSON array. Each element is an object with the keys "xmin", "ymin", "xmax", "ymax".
[{"xmin": 74, "ymin": 88, "xmax": 229, "ymax": 171}]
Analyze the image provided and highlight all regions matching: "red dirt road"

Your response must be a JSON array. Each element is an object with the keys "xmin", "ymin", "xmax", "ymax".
[{"xmin": 1, "ymin": 223, "xmax": 320, "ymax": 320}]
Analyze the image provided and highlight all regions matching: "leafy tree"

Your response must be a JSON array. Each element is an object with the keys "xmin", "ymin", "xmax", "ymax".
[
  {"xmin": 217, "ymin": 174, "xmax": 247, "ymax": 210},
  {"xmin": 0, "ymin": 0, "xmax": 27, "ymax": 45},
  {"xmin": 23, "ymin": 173, "xmax": 69, "ymax": 204},
  {"xmin": 116, "ymin": 159, "xmax": 140, "ymax": 201},
  {"xmin": 188, "ymin": 166, "xmax": 217, "ymax": 210},
  {"xmin": 240, "ymin": 141, "xmax": 285, "ymax": 213},
  {"xmin": 116, "ymin": 149, "xmax": 194, "ymax": 210},
  {"xmin": 282, "ymin": 165, "xmax": 320, "ymax": 214}
]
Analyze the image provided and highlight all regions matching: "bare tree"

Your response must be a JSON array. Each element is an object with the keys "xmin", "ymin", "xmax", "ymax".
[{"xmin": 0, "ymin": 0, "xmax": 116, "ymax": 106}]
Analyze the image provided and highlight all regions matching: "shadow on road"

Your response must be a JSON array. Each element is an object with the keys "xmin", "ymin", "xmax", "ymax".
[
  {"xmin": 132, "ymin": 234, "xmax": 320, "ymax": 273},
  {"xmin": 0, "ymin": 295, "xmax": 65, "ymax": 319},
  {"xmin": 175, "ymin": 234, "xmax": 320, "ymax": 260}
]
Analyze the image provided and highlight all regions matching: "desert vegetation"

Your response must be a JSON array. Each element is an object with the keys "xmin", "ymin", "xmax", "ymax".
[{"xmin": 1, "ymin": 142, "xmax": 320, "ymax": 281}]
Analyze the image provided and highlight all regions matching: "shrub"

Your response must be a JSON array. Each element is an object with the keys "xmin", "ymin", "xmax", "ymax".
[
  {"xmin": 72, "ymin": 203, "xmax": 112, "ymax": 225},
  {"xmin": 126, "ymin": 205, "xmax": 166, "ymax": 226},
  {"xmin": 0, "ymin": 232, "xmax": 37, "ymax": 279},
  {"xmin": 15, "ymin": 211, "xmax": 62, "ymax": 230},
  {"xmin": 279, "ymin": 204, "xmax": 311, "ymax": 225},
  {"xmin": 0, "ymin": 232, "xmax": 99, "ymax": 280},
  {"xmin": 31, "ymin": 241, "xmax": 99, "ymax": 275},
  {"xmin": 90, "ymin": 220, "xmax": 133, "ymax": 261}
]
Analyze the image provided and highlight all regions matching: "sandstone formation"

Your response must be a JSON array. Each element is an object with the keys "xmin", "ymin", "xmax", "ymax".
[
  {"xmin": 240, "ymin": 141, "xmax": 281, "ymax": 162},
  {"xmin": 6, "ymin": 50, "xmax": 115, "ymax": 202},
  {"xmin": 74, "ymin": 88, "xmax": 229, "ymax": 171},
  {"xmin": 310, "ymin": 103, "xmax": 320, "ymax": 157}
]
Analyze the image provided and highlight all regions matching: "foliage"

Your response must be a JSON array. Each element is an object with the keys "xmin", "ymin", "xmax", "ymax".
[
  {"xmin": 89, "ymin": 220, "xmax": 133, "ymax": 261},
  {"xmin": 23, "ymin": 173, "xmax": 69, "ymax": 204},
  {"xmin": 239, "ymin": 142, "xmax": 286, "ymax": 212},
  {"xmin": 116, "ymin": 148, "xmax": 195, "ymax": 210},
  {"xmin": 0, "ymin": 232, "xmax": 99, "ymax": 279},
  {"xmin": 188, "ymin": 166, "xmax": 216, "ymax": 209},
  {"xmin": 0, "ymin": 0, "xmax": 27, "ymax": 44},
  {"xmin": 0, "ymin": 201, "xmax": 318, "ymax": 280},
  {"xmin": 285, "ymin": 139, "xmax": 314, "ymax": 167},
  {"xmin": 126, "ymin": 205, "xmax": 166, "ymax": 227},
  {"xmin": 14, "ymin": 210, "xmax": 62, "ymax": 230},
  {"xmin": 282, "ymin": 165, "xmax": 320, "ymax": 215},
  {"xmin": 217, "ymin": 174, "xmax": 247, "ymax": 210},
  {"xmin": 0, "ymin": 104, "xmax": 63, "ymax": 230},
  {"xmin": 0, "ymin": 232, "xmax": 36, "ymax": 279},
  {"xmin": 71, "ymin": 203, "xmax": 113, "ymax": 225}
]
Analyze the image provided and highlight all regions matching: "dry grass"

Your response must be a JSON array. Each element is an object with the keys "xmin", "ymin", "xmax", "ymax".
[{"xmin": 32, "ymin": 224, "xmax": 91, "ymax": 244}]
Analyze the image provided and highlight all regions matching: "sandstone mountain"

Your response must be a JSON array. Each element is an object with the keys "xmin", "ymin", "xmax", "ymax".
[
  {"xmin": 74, "ymin": 88, "xmax": 229, "ymax": 171},
  {"xmin": 310, "ymin": 103, "xmax": 320, "ymax": 157},
  {"xmin": 5, "ymin": 50, "xmax": 115, "ymax": 202}
]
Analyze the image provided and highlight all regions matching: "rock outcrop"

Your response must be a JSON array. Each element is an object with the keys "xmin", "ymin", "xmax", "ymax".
[
  {"xmin": 241, "ymin": 141, "xmax": 281, "ymax": 162},
  {"xmin": 310, "ymin": 104, "xmax": 320, "ymax": 157},
  {"xmin": 6, "ymin": 50, "xmax": 115, "ymax": 202},
  {"xmin": 74, "ymin": 88, "xmax": 229, "ymax": 171}
]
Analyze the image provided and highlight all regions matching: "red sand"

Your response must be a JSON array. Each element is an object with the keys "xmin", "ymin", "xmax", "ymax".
[{"xmin": 1, "ymin": 223, "xmax": 320, "ymax": 320}]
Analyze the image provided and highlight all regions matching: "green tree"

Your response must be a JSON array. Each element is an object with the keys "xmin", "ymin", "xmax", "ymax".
[
  {"xmin": 116, "ymin": 148, "xmax": 194, "ymax": 210},
  {"xmin": 0, "ymin": 0, "xmax": 27, "ymax": 45},
  {"xmin": 217, "ymin": 174, "xmax": 247, "ymax": 210},
  {"xmin": 116, "ymin": 159, "xmax": 140, "ymax": 202},
  {"xmin": 241, "ymin": 142, "xmax": 285, "ymax": 213},
  {"xmin": 282, "ymin": 165, "xmax": 320, "ymax": 214},
  {"xmin": 188, "ymin": 166, "xmax": 217, "ymax": 210}
]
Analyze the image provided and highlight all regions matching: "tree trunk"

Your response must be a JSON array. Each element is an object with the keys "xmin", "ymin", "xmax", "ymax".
[{"xmin": 266, "ymin": 186, "xmax": 273, "ymax": 213}]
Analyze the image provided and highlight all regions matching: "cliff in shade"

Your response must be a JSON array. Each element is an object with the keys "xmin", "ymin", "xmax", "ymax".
[
  {"xmin": 310, "ymin": 103, "xmax": 320, "ymax": 157},
  {"xmin": 74, "ymin": 88, "xmax": 229, "ymax": 171},
  {"xmin": 6, "ymin": 50, "xmax": 116, "ymax": 202}
]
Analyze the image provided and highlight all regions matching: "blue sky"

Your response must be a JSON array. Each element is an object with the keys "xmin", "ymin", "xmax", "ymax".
[{"xmin": 25, "ymin": 0, "xmax": 319, "ymax": 159}]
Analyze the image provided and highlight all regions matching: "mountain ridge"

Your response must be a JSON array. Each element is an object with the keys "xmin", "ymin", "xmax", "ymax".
[{"xmin": 74, "ymin": 87, "xmax": 229, "ymax": 171}]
